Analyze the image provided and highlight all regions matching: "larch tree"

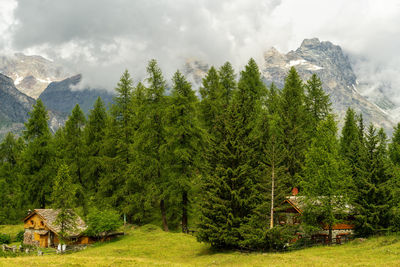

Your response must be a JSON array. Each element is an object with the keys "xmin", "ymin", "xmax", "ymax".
[
  {"xmin": 301, "ymin": 115, "xmax": 351, "ymax": 243},
  {"xmin": 164, "ymin": 70, "xmax": 204, "ymax": 233},
  {"xmin": 23, "ymin": 99, "xmax": 54, "ymax": 208}
]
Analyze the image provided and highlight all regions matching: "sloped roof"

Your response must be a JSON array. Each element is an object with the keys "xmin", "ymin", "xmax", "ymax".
[
  {"xmin": 284, "ymin": 196, "xmax": 354, "ymax": 214},
  {"xmin": 24, "ymin": 209, "xmax": 87, "ymax": 237}
]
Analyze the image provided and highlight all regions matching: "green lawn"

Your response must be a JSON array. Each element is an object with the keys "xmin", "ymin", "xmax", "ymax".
[
  {"xmin": 0, "ymin": 224, "xmax": 24, "ymax": 240},
  {"xmin": 1, "ymin": 225, "xmax": 400, "ymax": 266}
]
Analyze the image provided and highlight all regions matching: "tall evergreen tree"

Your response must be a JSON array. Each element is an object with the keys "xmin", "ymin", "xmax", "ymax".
[
  {"xmin": 164, "ymin": 70, "xmax": 204, "ymax": 233},
  {"xmin": 389, "ymin": 123, "xmax": 400, "ymax": 165},
  {"xmin": 84, "ymin": 97, "xmax": 107, "ymax": 196},
  {"xmin": 304, "ymin": 73, "xmax": 332, "ymax": 135},
  {"xmin": 51, "ymin": 164, "xmax": 77, "ymax": 242},
  {"xmin": 22, "ymin": 99, "xmax": 54, "ymax": 208},
  {"xmin": 280, "ymin": 67, "xmax": 307, "ymax": 189},
  {"xmin": 355, "ymin": 125, "xmax": 393, "ymax": 236},
  {"xmin": 257, "ymin": 83, "xmax": 287, "ymax": 229},
  {"xmin": 198, "ymin": 58, "xmax": 267, "ymax": 249},
  {"xmin": 133, "ymin": 60, "xmax": 169, "ymax": 230},
  {"xmin": 98, "ymin": 70, "xmax": 134, "ymax": 210},
  {"xmin": 301, "ymin": 115, "xmax": 351, "ymax": 242},
  {"xmin": 0, "ymin": 133, "xmax": 25, "ymax": 223}
]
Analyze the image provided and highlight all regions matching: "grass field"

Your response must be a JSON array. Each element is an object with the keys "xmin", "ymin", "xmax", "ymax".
[{"xmin": 0, "ymin": 224, "xmax": 400, "ymax": 266}]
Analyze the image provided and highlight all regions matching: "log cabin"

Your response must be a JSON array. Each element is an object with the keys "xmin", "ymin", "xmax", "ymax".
[{"xmin": 23, "ymin": 209, "xmax": 94, "ymax": 248}]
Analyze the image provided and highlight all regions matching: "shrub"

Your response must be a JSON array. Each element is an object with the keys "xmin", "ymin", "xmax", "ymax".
[
  {"xmin": 15, "ymin": 231, "xmax": 25, "ymax": 242},
  {"xmin": 84, "ymin": 209, "xmax": 122, "ymax": 238},
  {"xmin": 0, "ymin": 233, "xmax": 11, "ymax": 244}
]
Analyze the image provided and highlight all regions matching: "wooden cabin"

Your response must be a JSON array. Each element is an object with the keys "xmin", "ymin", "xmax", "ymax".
[
  {"xmin": 278, "ymin": 189, "xmax": 354, "ymax": 241},
  {"xmin": 23, "ymin": 209, "xmax": 95, "ymax": 248}
]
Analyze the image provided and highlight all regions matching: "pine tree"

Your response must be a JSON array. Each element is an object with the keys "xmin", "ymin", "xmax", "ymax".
[
  {"xmin": 301, "ymin": 115, "xmax": 351, "ymax": 242},
  {"xmin": 164, "ymin": 70, "xmax": 204, "ymax": 233},
  {"xmin": 51, "ymin": 164, "xmax": 77, "ymax": 242},
  {"xmin": 280, "ymin": 67, "xmax": 307, "ymax": 189},
  {"xmin": 22, "ymin": 99, "xmax": 54, "ymax": 208}
]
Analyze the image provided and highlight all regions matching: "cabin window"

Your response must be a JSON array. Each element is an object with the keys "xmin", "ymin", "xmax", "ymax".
[
  {"xmin": 30, "ymin": 220, "xmax": 34, "ymax": 225},
  {"xmin": 40, "ymin": 221, "xmax": 44, "ymax": 227}
]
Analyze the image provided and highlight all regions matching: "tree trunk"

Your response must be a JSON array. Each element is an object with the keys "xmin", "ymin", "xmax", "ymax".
[
  {"xmin": 328, "ymin": 225, "xmax": 333, "ymax": 245},
  {"xmin": 160, "ymin": 199, "xmax": 169, "ymax": 232},
  {"xmin": 182, "ymin": 191, "xmax": 188, "ymax": 233},
  {"xmin": 270, "ymin": 162, "xmax": 275, "ymax": 229}
]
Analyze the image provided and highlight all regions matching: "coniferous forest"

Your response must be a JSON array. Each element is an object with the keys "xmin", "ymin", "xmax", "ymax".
[{"xmin": 1, "ymin": 58, "xmax": 400, "ymax": 250}]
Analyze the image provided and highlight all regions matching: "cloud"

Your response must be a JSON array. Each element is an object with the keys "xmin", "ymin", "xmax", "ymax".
[{"xmin": 4, "ymin": 0, "xmax": 400, "ymax": 107}]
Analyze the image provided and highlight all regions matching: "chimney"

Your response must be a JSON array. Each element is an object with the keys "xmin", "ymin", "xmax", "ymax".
[{"xmin": 291, "ymin": 187, "xmax": 299, "ymax": 196}]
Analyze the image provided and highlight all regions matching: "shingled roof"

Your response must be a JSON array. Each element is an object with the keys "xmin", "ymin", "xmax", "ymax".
[{"xmin": 24, "ymin": 209, "xmax": 87, "ymax": 237}]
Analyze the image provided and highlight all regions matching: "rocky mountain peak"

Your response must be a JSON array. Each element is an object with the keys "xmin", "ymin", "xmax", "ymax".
[
  {"xmin": 0, "ymin": 53, "xmax": 70, "ymax": 99},
  {"xmin": 262, "ymin": 38, "xmax": 393, "ymax": 133}
]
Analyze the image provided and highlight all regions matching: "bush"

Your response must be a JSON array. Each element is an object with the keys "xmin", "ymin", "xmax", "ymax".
[
  {"xmin": 15, "ymin": 231, "xmax": 24, "ymax": 242},
  {"xmin": 265, "ymin": 225, "xmax": 298, "ymax": 251},
  {"xmin": 84, "ymin": 209, "xmax": 122, "ymax": 238},
  {"xmin": 0, "ymin": 233, "xmax": 11, "ymax": 244}
]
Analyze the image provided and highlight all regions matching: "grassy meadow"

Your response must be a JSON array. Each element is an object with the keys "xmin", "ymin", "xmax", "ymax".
[{"xmin": 0, "ymin": 224, "xmax": 400, "ymax": 266}]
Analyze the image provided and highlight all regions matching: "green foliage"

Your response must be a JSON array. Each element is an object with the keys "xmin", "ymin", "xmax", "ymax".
[
  {"xmin": 22, "ymin": 99, "xmax": 54, "ymax": 208},
  {"xmin": 84, "ymin": 209, "xmax": 122, "ymax": 238},
  {"xmin": 51, "ymin": 164, "xmax": 77, "ymax": 242},
  {"xmin": 198, "ymin": 58, "xmax": 268, "ymax": 250},
  {"xmin": 301, "ymin": 115, "xmax": 351, "ymax": 241},
  {"xmin": 0, "ymin": 233, "xmax": 11, "ymax": 244},
  {"xmin": 280, "ymin": 67, "xmax": 307, "ymax": 188},
  {"xmin": 15, "ymin": 230, "xmax": 24, "ymax": 242}
]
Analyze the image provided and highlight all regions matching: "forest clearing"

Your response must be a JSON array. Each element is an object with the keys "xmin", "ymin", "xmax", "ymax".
[{"xmin": 1, "ymin": 224, "xmax": 400, "ymax": 267}]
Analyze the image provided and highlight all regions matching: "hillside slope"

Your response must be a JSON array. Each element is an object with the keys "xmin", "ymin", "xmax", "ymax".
[{"xmin": 1, "ymin": 226, "xmax": 400, "ymax": 266}]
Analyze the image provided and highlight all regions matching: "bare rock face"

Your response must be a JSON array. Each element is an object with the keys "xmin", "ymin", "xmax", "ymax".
[
  {"xmin": 0, "ymin": 53, "xmax": 69, "ymax": 99},
  {"xmin": 261, "ymin": 38, "xmax": 394, "ymax": 133}
]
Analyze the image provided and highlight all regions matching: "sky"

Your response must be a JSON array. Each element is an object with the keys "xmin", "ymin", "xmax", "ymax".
[{"xmin": 1, "ymin": 0, "xmax": 400, "ymax": 99}]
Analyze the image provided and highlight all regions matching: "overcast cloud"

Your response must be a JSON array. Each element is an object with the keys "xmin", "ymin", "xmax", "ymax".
[{"xmin": 1, "ymin": 0, "xmax": 400, "ymax": 102}]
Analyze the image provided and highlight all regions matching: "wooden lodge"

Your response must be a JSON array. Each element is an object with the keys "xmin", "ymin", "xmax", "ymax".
[
  {"xmin": 23, "ymin": 209, "xmax": 95, "ymax": 248},
  {"xmin": 278, "ymin": 189, "xmax": 354, "ymax": 243}
]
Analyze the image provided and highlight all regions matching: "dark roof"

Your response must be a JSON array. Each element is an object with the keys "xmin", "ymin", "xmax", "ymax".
[{"xmin": 24, "ymin": 209, "xmax": 87, "ymax": 237}]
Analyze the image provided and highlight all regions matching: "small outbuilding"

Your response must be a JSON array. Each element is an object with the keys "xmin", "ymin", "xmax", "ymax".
[{"xmin": 23, "ymin": 209, "xmax": 94, "ymax": 248}]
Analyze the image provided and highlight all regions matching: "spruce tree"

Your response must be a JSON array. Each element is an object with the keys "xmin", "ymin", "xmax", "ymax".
[
  {"xmin": 51, "ymin": 163, "xmax": 77, "ymax": 242},
  {"xmin": 280, "ymin": 67, "xmax": 307, "ymax": 189},
  {"xmin": 198, "ymin": 58, "xmax": 267, "ymax": 249}
]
